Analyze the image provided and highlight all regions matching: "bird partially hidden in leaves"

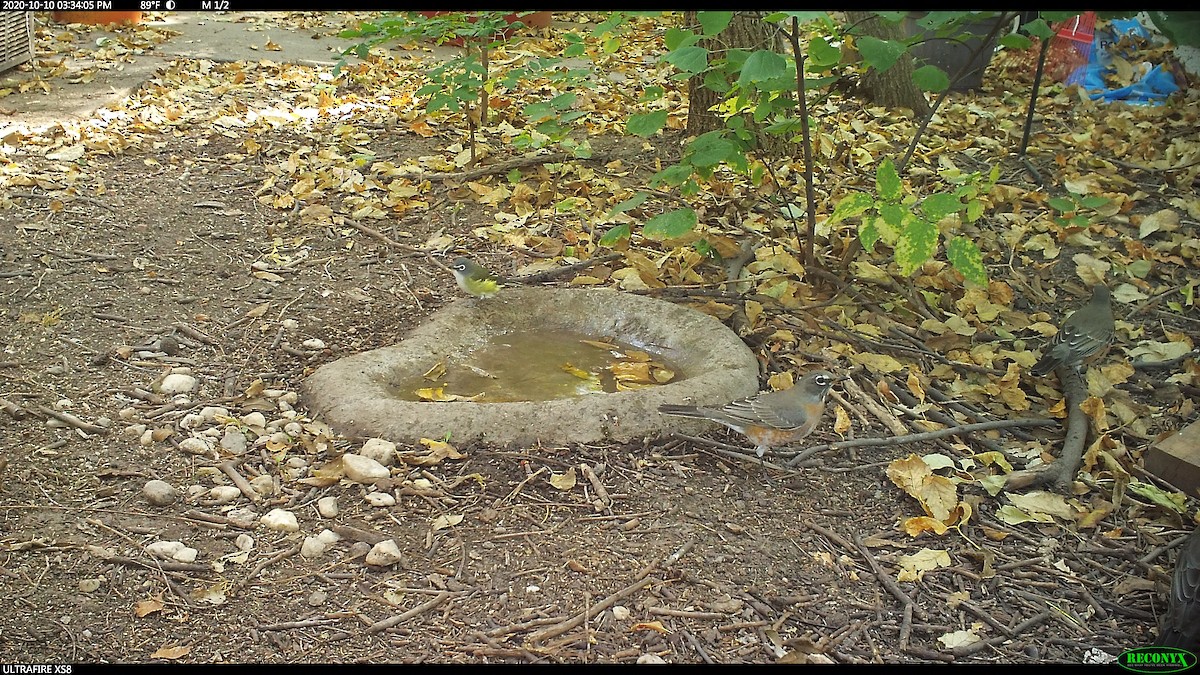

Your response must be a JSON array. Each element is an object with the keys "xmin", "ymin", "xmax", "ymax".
[
  {"xmin": 658, "ymin": 370, "xmax": 841, "ymax": 473},
  {"xmin": 1156, "ymin": 527, "xmax": 1200, "ymax": 651},
  {"xmin": 449, "ymin": 256, "xmax": 505, "ymax": 299},
  {"xmin": 1030, "ymin": 283, "xmax": 1114, "ymax": 376}
]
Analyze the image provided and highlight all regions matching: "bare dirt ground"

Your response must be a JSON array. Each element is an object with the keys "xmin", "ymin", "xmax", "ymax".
[{"xmin": 1, "ymin": 11, "xmax": 1197, "ymax": 664}]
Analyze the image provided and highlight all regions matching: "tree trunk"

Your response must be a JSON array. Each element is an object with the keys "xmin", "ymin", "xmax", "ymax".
[
  {"xmin": 683, "ymin": 11, "xmax": 787, "ymax": 156},
  {"xmin": 844, "ymin": 11, "xmax": 931, "ymax": 118}
]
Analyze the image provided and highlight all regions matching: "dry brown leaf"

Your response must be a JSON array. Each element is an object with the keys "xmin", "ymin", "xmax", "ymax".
[
  {"xmin": 150, "ymin": 645, "xmax": 192, "ymax": 660},
  {"xmin": 134, "ymin": 594, "xmax": 165, "ymax": 618}
]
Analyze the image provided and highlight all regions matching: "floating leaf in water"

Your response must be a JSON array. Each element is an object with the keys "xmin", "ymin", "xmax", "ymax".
[{"xmin": 422, "ymin": 361, "xmax": 446, "ymax": 381}]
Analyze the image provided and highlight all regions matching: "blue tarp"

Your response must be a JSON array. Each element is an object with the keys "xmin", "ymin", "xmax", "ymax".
[{"xmin": 1070, "ymin": 17, "xmax": 1180, "ymax": 105}]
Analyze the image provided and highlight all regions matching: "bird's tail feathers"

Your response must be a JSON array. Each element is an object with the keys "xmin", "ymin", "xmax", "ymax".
[{"xmin": 658, "ymin": 404, "xmax": 707, "ymax": 418}]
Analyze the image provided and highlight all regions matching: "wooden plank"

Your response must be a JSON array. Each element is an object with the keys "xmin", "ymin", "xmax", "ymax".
[{"xmin": 1144, "ymin": 418, "xmax": 1200, "ymax": 498}]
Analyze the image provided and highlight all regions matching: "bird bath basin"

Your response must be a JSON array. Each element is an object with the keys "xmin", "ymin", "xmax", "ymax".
[{"xmin": 301, "ymin": 287, "xmax": 759, "ymax": 445}]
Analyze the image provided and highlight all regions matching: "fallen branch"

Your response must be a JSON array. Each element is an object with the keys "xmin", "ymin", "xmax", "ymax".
[
  {"xmin": 514, "ymin": 252, "xmax": 624, "ymax": 283},
  {"xmin": 786, "ymin": 418, "xmax": 1054, "ymax": 467},
  {"xmin": 525, "ymin": 540, "xmax": 695, "ymax": 644},
  {"xmin": 1004, "ymin": 366, "xmax": 1088, "ymax": 491},
  {"xmin": 345, "ymin": 219, "xmax": 425, "ymax": 253},
  {"xmin": 365, "ymin": 590, "xmax": 455, "ymax": 634},
  {"xmin": 37, "ymin": 406, "xmax": 109, "ymax": 435},
  {"xmin": 233, "ymin": 544, "xmax": 300, "ymax": 595},
  {"xmin": 801, "ymin": 522, "xmax": 926, "ymax": 648},
  {"xmin": 219, "ymin": 459, "xmax": 261, "ymax": 504},
  {"xmin": 1, "ymin": 396, "xmax": 28, "ymax": 420}
]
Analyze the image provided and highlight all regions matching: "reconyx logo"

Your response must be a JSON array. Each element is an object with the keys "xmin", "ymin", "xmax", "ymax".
[{"xmin": 1119, "ymin": 647, "xmax": 1197, "ymax": 673}]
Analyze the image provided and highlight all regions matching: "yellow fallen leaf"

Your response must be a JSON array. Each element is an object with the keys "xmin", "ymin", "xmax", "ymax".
[
  {"xmin": 850, "ymin": 352, "xmax": 903, "ymax": 373},
  {"xmin": 151, "ymin": 645, "xmax": 192, "ymax": 660},
  {"xmin": 431, "ymin": 514, "xmax": 464, "ymax": 531},
  {"xmin": 423, "ymin": 361, "xmax": 446, "ymax": 381},
  {"xmin": 901, "ymin": 516, "xmax": 949, "ymax": 537},
  {"xmin": 549, "ymin": 467, "xmax": 577, "ymax": 491},
  {"xmin": 561, "ymin": 362, "xmax": 597, "ymax": 380},
  {"xmin": 897, "ymin": 548, "xmax": 951, "ymax": 582},
  {"xmin": 833, "ymin": 405, "xmax": 851, "ymax": 435},
  {"xmin": 631, "ymin": 621, "xmax": 670, "ymax": 634},
  {"xmin": 134, "ymin": 595, "xmax": 165, "ymax": 618}
]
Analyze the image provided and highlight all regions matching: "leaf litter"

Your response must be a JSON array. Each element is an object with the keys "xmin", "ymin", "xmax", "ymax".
[{"xmin": 0, "ymin": 10, "xmax": 1197, "ymax": 664}]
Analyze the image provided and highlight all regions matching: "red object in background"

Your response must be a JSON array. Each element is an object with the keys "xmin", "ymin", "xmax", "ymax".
[
  {"xmin": 418, "ymin": 11, "xmax": 551, "ymax": 46},
  {"xmin": 1046, "ymin": 12, "xmax": 1096, "ymax": 84}
]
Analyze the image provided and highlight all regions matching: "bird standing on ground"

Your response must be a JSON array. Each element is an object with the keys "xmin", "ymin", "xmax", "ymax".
[
  {"xmin": 1030, "ymin": 283, "xmax": 1114, "ymax": 376},
  {"xmin": 449, "ymin": 256, "xmax": 504, "ymax": 298},
  {"xmin": 1156, "ymin": 527, "xmax": 1200, "ymax": 651},
  {"xmin": 658, "ymin": 370, "xmax": 841, "ymax": 467}
]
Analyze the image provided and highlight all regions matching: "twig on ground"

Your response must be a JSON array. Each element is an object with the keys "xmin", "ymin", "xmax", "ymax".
[
  {"xmin": 526, "ymin": 540, "xmax": 695, "ymax": 644},
  {"xmin": 365, "ymin": 591, "xmax": 455, "ymax": 634},
  {"xmin": 37, "ymin": 406, "xmax": 108, "ymax": 435},
  {"xmin": 787, "ymin": 418, "xmax": 1054, "ymax": 467}
]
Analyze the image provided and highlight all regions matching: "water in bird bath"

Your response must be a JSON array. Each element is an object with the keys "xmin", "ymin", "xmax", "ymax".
[{"xmin": 389, "ymin": 329, "xmax": 680, "ymax": 403}]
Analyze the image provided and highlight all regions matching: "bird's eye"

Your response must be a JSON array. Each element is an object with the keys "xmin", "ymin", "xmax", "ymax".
[{"xmin": 815, "ymin": 374, "xmax": 832, "ymax": 386}]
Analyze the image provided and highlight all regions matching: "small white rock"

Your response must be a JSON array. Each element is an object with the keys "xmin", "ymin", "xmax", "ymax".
[
  {"xmin": 158, "ymin": 373, "xmax": 198, "ymax": 394},
  {"xmin": 235, "ymin": 534, "xmax": 255, "ymax": 552},
  {"xmin": 637, "ymin": 654, "xmax": 667, "ymax": 664},
  {"xmin": 179, "ymin": 413, "xmax": 204, "ymax": 430},
  {"xmin": 261, "ymin": 508, "xmax": 299, "ymax": 532},
  {"xmin": 360, "ymin": 438, "xmax": 397, "ymax": 466},
  {"xmin": 117, "ymin": 407, "xmax": 137, "ymax": 420},
  {"xmin": 284, "ymin": 421, "xmax": 303, "ymax": 437},
  {"xmin": 341, "ymin": 453, "xmax": 390, "ymax": 483},
  {"xmin": 301, "ymin": 338, "xmax": 326, "ymax": 350},
  {"xmin": 263, "ymin": 389, "xmax": 287, "ymax": 399},
  {"xmin": 220, "ymin": 428, "xmax": 247, "ymax": 455},
  {"xmin": 281, "ymin": 319, "xmax": 299, "ymax": 330},
  {"xmin": 285, "ymin": 456, "xmax": 308, "ymax": 469},
  {"xmin": 242, "ymin": 411, "xmax": 267, "ymax": 429},
  {"xmin": 138, "ymin": 429, "xmax": 156, "ymax": 446},
  {"xmin": 200, "ymin": 406, "xmax": 231, "ymax": 422},
  {"xmin": 300, "ymin": 536, "xmax": 328, "ymax": 558},
  {"xmin": 178, "ymin": 437, "xmax": 213, "ymax": 455},
  {"xmin": 249, "ymin": 475, "xmax": 275, "ymax": 497},
  {"xmin": 316, "ymin": 529, "xmax": 341, "ymax": 545},
  {"xmin": 186, "ymin": 485, "xmax": 208, "ymax": 500},
  {"xmin": 145, "ymin": 541, "xmax": 186, "ymax": 559},
  {"xmin": 365, "ymin": 539, "xmax": 404, "ymax": 566},
  {"xmin": 317, "ymin": 496, "xmax": 339, "ymax": 518},
  {"xmin": 226, "ymin": 508, "xmax": 259, "ymax": 530},
  {"xmin": 612, "ymin": 605, "xmax": 631, "ymax": 621},
  {"xmin": 278, "ymin": 392, "xmax": 298, "ymax": 405},
  {"xmin": 122, "ymin": 424, "xmax": 148, "ymax": 439},
  {"xmin": 208, "ymin": 485, "xmax": 243, "ymax": 504},
  {"xmin": 143, "ymin": 480, "xmax": 179, "ymax": 506},
  {"xmin": 171, "ymin": 546, "xmax": 199, "ymax": 563},
  {"xmin": 365, "ymin": 492, "xmax": 396, "ymax": 507}
]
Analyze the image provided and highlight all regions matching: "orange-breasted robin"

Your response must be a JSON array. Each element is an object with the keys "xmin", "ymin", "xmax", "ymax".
[
  {"xmin": 1157, "ymin": 527, "xmax": 1200, "ymax": 650},
  {"xmin": 658, "ymin": 370, "xmax": 841, "ymax": 463},
  {"xmin": 1030, "ymin": 283, "xmax": 1114, "ymax": 376}
]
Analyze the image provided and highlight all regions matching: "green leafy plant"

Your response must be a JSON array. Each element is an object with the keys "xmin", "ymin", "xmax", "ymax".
[
  {"xmin": 1048, "ymin": 192, "xmax": 1111, "ymax": 229},
  {"xmin": 827, "ymin": 158, "xmax": 992, "ymax": 285},
  {"xmin": 339, "ymin": 12, "xmax": 593, "ymax": 162}
]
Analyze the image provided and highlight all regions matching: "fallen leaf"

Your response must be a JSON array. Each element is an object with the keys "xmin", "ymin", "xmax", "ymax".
[
  {"xmin": 549, "ymin": 467, "xmax": 577, "ymax": 491},
  {"xmin": 431, "ymin": 514, "xmax": 464, "ymax": 531},
  {"xmin": 134, "ymin": 595, "xmax": 165, "ymax": 618},
  {"xmin": 150, "ymin": 645, "xmax": 192, "ymax": 660}
]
